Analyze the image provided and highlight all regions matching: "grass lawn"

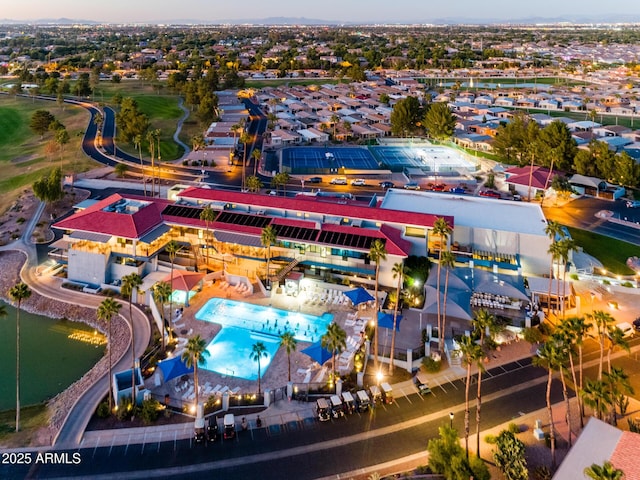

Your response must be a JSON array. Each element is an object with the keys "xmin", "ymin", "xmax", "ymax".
[
  {"xmin": 0, "ymin": 404, "xmax": 49, "ymax": 447},
  {"xmin": 566, "ymin": 226, "xmax": 637, "ymax": 275}
]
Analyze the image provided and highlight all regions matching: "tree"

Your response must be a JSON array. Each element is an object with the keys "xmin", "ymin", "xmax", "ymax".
[
  {"xmin": 432, "ymin": 217, "xmax": 452, "ymax": 352},
  {"xmin": 30, "ymin": 110, "xmax": 55, "ymax": 139},
  {"xmin": 240, "ymin": 131, "xmax": 252, "ymax": 191},
  {"xmin": 321, "ymin": 322, "xmax": 347, "ymax": 383},
  {"xmin": 133, "ymin": 134, "xmax": 146, "ymax": 196},
  {"xmin": 473, "ymin": 308, "xmax": 498, "ymax": 458},
  {"xmin": 271, "ymin": 172, "xmax": 290, "ymax": 194},
  {"xmin": 581, "ymin": 378, "xmax": 613, "ymax": 421},
  {"xmin": 537, "ymin": 120, "xmax": 577, "ymax": 173},
  {"xmin": 250, "ymin": 341, "xmax": 269, "ymax": 395},
  {"xmin": 152, "ymin": 281, "xmax": 172, "ymax": 353},
  {"xmin": 493, "ymin": 430, "xmax": 528, "ymax": 480},
  {"xmin": 279, "ymin": 331, "xmax": 297, "ymax": 382},
  {"xmin": 390, "ymin": 96, "xmax": 423, "ymax": 137},
  {"xmin": 251, "ymin": 148, "xmax": 262, "ymax": 177},
  {"xmin": 532, "ymin": 341, "xmax": 558, "ymax": 469},
  {"xmin": 614, "ymin": 152, "xmax": 640, "ymax": 188},
  {"xmin": 440, "ymin": 250, "xmax": 456, "ymax": 354},
  {"xmin": 246, "ymin": 175, "xmax": 263, "ymax": 193},
  {"xmin": 606, "ymin": 325, "xmax": 630, "ymax": 375},
  {"xmin": 115, "ymin": 97, "xmax": 149, "ymax": 145},
  {"xmin": 121, "ymin": 273, "xmax": 143, "ymax": 403},
  {"xmin": 544, "ymin": 219, "xmax": 564, "ymax": 316},
  {"xmin": 114, "ymin": 163, "xmax": 127, "ymax": 178},
  {"xmin": 558, "ymin": 316, "xmax": 589, "ymax": 428},
  {"xmin": 389, "ymin": 261, "xmax": 407, "ymax": 374},
  {"xmin": 604, "ymin": 366, "xmax": 634, "ymax": 425},
  {"xmin": 9, "ymin": 282, "xmax": 31, "ymax": 432},
  {"xmin": 369, "ymin": 239, "xmax": 387, "ymax": 369},
  {"xmin": 458, "ymin": 335, "xmax": 482, "ymax": 458},
  {"xmin": 54, "ymin": 127, "xmax": 70, "ymax": 160},
  {"xmin": 427, "ymin": 425, "xmax": 490, "ymax": 480},
  {"xmin": 260, "ymin": 225, "xmax": 277, "ymax": 286},
  {"xmin": 32, "ymin": 167, "xmax": 64, "ymax": 204},
  {"xmin": 181, "ymin": 335, "xmax": 209, "ymax": 407},
  {"xmin": 165, "ymin": 240, "xmax": 181, "ymax": 330},
  {"xmin": 330, "ymin": 114, "xmax": 340, "ymax": 139},
  {"xmin": 97, "ymin": 297, "xmax": 122, "ymax": 412},
  {"xmin": 492, "ymin": 112, "xmax": 539, "ymax": 164},
  {"xmin": 199, "ymin": 205, "xmax": 216, "ymax": 267},
  {"xmin": 584, "ymin": 461, "xmax": 624, "ymax": 480},
  {"xmin": 589, "ymin": 310, "xmax": 616, "ymax": 380},
  {"xmin": 555, "ymin": 237, "xmax": 576, "ymax": 319},
  {"xmin": 424, "ymin": 102, "xmax": 456, "ymax": 140}
]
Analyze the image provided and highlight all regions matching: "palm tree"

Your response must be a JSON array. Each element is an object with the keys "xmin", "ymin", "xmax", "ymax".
[
  {"xmin": 589, "ymin": 310, "xmax": 615, "ymax": 380},
  {"xmin": 181, "ymin": 335, "xmax": 210, "ymax": 407},
  {"xmin": 581, "ymin": 378, "xmax": 612, "ymax": 421},
  {"xmin": 458, "ymin": 335, "xmax": 482, "ymax": 458},
  {"xmin": 532, "ymin": 341, "xmax": 560, "ymax": 469},
  {"xmin": 133, "ymin": 134, "xmax": 146, "ymax": 197},
  {"xmin": 9, "ymin": 282, "xmax": 31, "ymax": 432},
  {"xmin": 279, "ymin": 331, "xmax": 297, "ymax": 382},
  {"xmin": 550, "ymin": 332, "xmax": 573, "ymax": 447},
  {"xmin": 584, "ymin": 461, "xmax": 624, "ymax": 480},
  {"xmin": 152, "ymin": 281, "xmax": 172, "ymax": 353},
  {"xmin": 432, "ymin": 217, "xmax": 452, "ymax": 353},
  {"xmin": 604, "ymin": 366, "xmax": 634, "ymax": 425},
  {"xmin": 240, "ymin": 131, "xmax": 252, "ymax": 191},
  {"xmin": 199, "ymin": 205, "xmax": 216, "ymax": 267},
  {"xmin": 97, "ymin": 297, "xmax": 122, "ymax": 412},
  {"xmin": 321, "ymin": 322, "xmax": 347, "ymax": 384},
  {"xmin": 556, "ymin": 237, "xmax": 577, "ymax": 319},
  {"xmin": 606, "ymin": 325, "xmax": 630, "ymax": 375},
  {"xmin": 246, "ymin": 176, "xmax": 263, "ymax": 193},
  {"xmin": 250, "ymin": 341, "xmax": 269, "ymax": 395},
  {"xmin": 544, "ymin": 220, "xmax": 564, "ymax": 316},
  {"xmin": 251, "ymin": 148, "xmax": 261, "ymax": 177},
  {"xmin": 165, "ymin": 240, "xmax": 181, "ymax": 328},
  {"xmin": 260, "ymin": 225, "xmax": 277, "ymax": 288},
  {"xmin": 121, "ymin": 273, "xmax": 142, "ymax": 403},
  {"xmin": 330, "ymin": 114, "xmax": 340, "ymax": 139},
  {"xmin": 472, "ymin": 308, "xmax": 497, "ymax": 457},
  {"xmin": 558, "ymin": 316, "xmax": 589, "ymax": 428},
  {"xmin": 146, "ymin": 129, "xmax": 157, "ymax": 197},
  {"xmin": 440, "ymin": 250, "xmax": 456, "ymax": 354},
  {"xmin": 389, "ymin": 261, "xmax": 407, "ymax": 374},
  {"xmin": 369, "ymin": 239, "xmax": 387, "ymax": 369}
]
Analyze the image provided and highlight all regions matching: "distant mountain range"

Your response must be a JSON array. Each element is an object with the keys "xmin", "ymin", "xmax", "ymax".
[{"xmin": 1, "ymin": 15, "xmax": 640, "ymax": 26}]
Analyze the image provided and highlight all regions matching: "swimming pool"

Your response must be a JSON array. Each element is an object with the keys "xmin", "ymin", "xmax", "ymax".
[{"xmin": 195, "ymin": 298, "xmax": 333, "ymax": 380}]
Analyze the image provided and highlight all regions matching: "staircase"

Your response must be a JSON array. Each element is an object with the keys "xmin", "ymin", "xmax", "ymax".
[{"xmin": 272, "ymin": 258, "xmax": 299, "ymax": 283}]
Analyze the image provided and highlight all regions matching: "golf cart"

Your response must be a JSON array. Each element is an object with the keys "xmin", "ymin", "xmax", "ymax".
[
  {"xmin": 223, "ymin": 413, "xmax": 236, "ymax": 440},
  {"xmin": 207, "ymin": 416, "xmax": 219, "ymax": 442},
  {"xmin": 356, "ymin": 390, "xmax": 371, "ymax": 412},
  {"xmin": 414, "ymin": 376, "xmax": 432, "ymax": 395},
  {"xmin": 330, "ymin": 395, "xmax": 345, "ymax": 418},
  {"xmin": 381, "ymin": 382, "xmax": 393, "ymax": 404},
  {"xmin": 316, "ymin": 397, "xmax": 331, "ymax": 421},
  {"xmin": 369, "ymin": 384, "xmax": 382, "ymax": 404},
  {"xmin": 194, "ymin": 403, "xmax": 205, "ymax": 444},
  {"xmin": 342, "ymin": 391, "xmax": 355, "ymax": 414}
]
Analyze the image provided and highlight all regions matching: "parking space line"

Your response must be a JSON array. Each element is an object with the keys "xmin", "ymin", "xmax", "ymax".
[
  {"xmin": 92, "ymin": 436, "xmax": 100, "ymax": 459},
  {"xmin": 124, "ymin": 433, "xmax": 131, "ymax": 455},
  {"xmin": 157, "ymin": 431, "xmax": 162, "ymax": 453},
  {"xmin": 140, "ymin": 431, "xmax": 147, "ymax": 454}
]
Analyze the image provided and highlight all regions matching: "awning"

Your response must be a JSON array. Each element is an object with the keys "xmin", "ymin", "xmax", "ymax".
[
  {"xmin": 139, "ymin": 224, "xmax": 171, "ymax": 244},
  {"xmin": 162, "ymin": 270, "xmax": 204, "ymax": 292},
  {"xmin": 69, "ymin": 231, "xmax": 111, "ymax": 243},
  {"xmin": 213, "ymin": 231, "xmax": 262, "ymax": 247}
]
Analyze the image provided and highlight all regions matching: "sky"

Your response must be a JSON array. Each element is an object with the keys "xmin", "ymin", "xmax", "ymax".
[{"xmin": 2, "ymin": 0, "xmax": 640, "ymax": 23}]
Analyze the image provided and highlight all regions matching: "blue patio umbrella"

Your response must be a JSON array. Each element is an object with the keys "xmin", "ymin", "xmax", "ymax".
[
  {"xmin": 344, "ymin": 287, "xmax": 375, "ymax": 306},
  {"xmin": 378, "ymin": 312, "xmax": 403, "ymax": 331},
  {"xmin": 157, "ymin": 356, "xmax": 194, "ymax": 383},
  {"xmin": 301, "ymin": 341, "xmax": 332, "ymax": 365}
]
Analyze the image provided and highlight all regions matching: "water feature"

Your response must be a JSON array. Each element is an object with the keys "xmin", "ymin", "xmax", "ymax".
[{"xmin": 0, "ymin": 301, "xmax": 105, "ymax": 411}]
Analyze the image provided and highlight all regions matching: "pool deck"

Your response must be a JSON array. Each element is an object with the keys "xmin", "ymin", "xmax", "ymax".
[{"xmin": 148, "ymin": 279, "xmax": 380, "ymax": 407}]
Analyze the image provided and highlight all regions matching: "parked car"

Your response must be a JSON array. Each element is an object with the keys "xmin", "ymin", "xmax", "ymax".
[
  {"xmin": 626, "ymin": 200, "xmax": 640, "ymax": 208},
  {"xmin": 379, "ymin": 181, "xmax": 395, "ymax": 189},
  {"xmin": 633, "ymin": 317, "xmax": 640, "ymax": 332},
  {"xmin": 306, "ymin": 177, "xmax": 322, "ymax": 184},
  {"xmin": 611, "ymin": 322, "xmax": 635, "ymax": 339},
  {"xmin": 449, "ymin": 186, "xmax": 466, "ymax": 194},
  {"xmin": 431, "ymin": 183, "xmax": 446, "ymax": 191},
  {"xmin": 330, "ymin": 177, "xmax": 348, "ymax": 185},
  {"xmin": 316, "ymin": 397, "xmax": 331, "ymax": 421},
  {"xmin": 479, "ymin": 190, "xmax": 501, "ymax": 199},
  {"xmin": 403, "ymin": 182, "xmax": 420, "ymax": 190},
  {"xmin": 350, "ymin": 178, "xmax": 367, "ymax": 186}
]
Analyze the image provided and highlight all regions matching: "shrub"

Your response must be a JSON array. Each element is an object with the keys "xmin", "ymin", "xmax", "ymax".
[
  {"xmin": 533, "ymin": 465, "xmax": 552, "ymax": 480},
  {"xmin": 139, "ymin": 398, "xmax": 161, "ymax": 425},
  {"xmin": 484, "ymin": 434, "xmax": 497, "ymax": 444},
  {"xmin": 602, "ymin": 279, "xmax": 611, "ymax": 285},
  {"xmin": 96, "ymin": 400, "xmax": 111, "ymax": 418},
  {"xmin": 621, "ymin": 281, "xmax": 634, "ymax": 288},
  {"xmin": 422, "ymin": 356, "xmax": 441, "ymax": 373},
  {"xmin": 570, "ymin": 273, "xmax": 579, "ymax": 280},
  {"xmin": 523, "ymin": 327, "xmax": 543, "ymax": 344},
  {"xmin": 182, "ymin": 160, "xmax": 188, "ymax": 166},
  {"xmin": 16, "ymin": 217, "xmax": 26, "ymax": 224},
  {"xmin": 116, "ymin": 398, "xmax": 134, "ymax": 421},
  {"xmin": 508, "ymin": 422, "xmax": 520, "ymax": 434}
]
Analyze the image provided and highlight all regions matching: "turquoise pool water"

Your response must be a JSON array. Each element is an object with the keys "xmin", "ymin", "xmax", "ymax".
[{"xmin": 195, "ymin": 298, "xmax": 333, "ymax": 380}]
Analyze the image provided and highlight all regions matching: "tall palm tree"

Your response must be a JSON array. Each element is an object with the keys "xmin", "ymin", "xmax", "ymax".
[
  {"xmin": 589, "ymin": 310, "xmax": 615, "ymax": 380},
  {"xmin": 133, "ymin": 134, "xmax": 146, "ymax": 197},
  {"xmin": 558, "ymin": 316, "xmax": 589, "ymax": 428},
  {"xmin": 432, "ymin": 217, "xmax": 452, "ymax": 353},
  {"xmin": 368, "ymin": 239, "xmax": 387, "ymax": 369},
  {"xmin": 9, "ymin": 282, "xmax": 31, "ymax": 432},
  {"xmin": 165, "ymin": 240, "xmax": 181, "ymax": 328},
  {"xmin": 260, "ymin": 225, "xmax": 277, "ymax": 287},
  {"xmin": 330, "ymin": 114, "xmax": 340, "ymax": 139},
  {"xmin": 250, "ymin": 341, "xmax": 269, "ymax": 395},
  {"xmin": 279, "ymin": 331, "xmax": 297, "ymax": 382},
  {"xmin": 145, "ymin": 129, "xmax": 157, "ymax": 197},
  {"xmin": 556, "ymin": 237, "xmax": 577, "ymax": 319},
  {"xmin": 389, "ymin": 261, "xmax": 407, "ymax": 374},
  {"xmin": 581, "ymin": 378, "xmax": 612, "ymax": 421},
  {"xmin": 473, "ymin": 308, "xmax": 497, "ymax": 457},
  {"xmin": 321, "ymin": 322, "xmax": 347, "ymax": 383},
  {"xmin": 152, "ymin": 281, "xmax": 172, "ymax": 353},
  {"xmin": 181, "ymin": 335, "xmax": 210, "ymax": 407},
  {"xmin": 533, "ymin": 341, "xmax": 558, "ymax": 470},
  {"xmin": 604, "ymin": 366, "xmax": 634, "ymax": 426},
  {"xmin": 97, "ymin": 297, "xmax": 122, "ymax": 412},
  {"xmin": 584, "ymin": 461, "xmax": 624, "ymax": 480},
  {"xmin": 551, "ymin": 332, "xmax": 573, "ymax": 447},
  {"xmin": 606, "ymin": 325, "xmax": 630, "ymax": 375},
  {"xmin": 251, "ymin": 148, "xmax": 261, "ymax": 177},
  {"xmin": 544, "ymin": 220, "xmax": 564, "ymax": 316},
  {"xmin": 458, "ymin": 335, "xmax": 482, "ymax": 459},
  {"xmin": 199, "ymin": 205, "xmax": 216, "ymax": 267},
  {"xmin": 440, "ymin": 250, "xmax": 456, "ymax": 353},
  {"xmin": 121, "ymin": 273, "xmax": 142, "ymax": 403},
  {"xmin": 240, "ymin": 131, "xmax": 252, "ymax": 191}
]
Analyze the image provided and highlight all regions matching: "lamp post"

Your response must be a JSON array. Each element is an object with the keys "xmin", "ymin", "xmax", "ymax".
[{"xmin": 449, "ymin": 412, "xmax": 454, "ymax": 429}]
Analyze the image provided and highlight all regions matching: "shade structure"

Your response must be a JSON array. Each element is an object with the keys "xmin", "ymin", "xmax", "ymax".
[
  {"xmin": 422, "ymin": 285, "xmax": 473, "ymax": 321},
  {"xmin": 344, "ymin": 287, "xmax": 375, "ymax": 306},
  {"xmin": 301, "ymin": 341, "xmax": 332, "ymax": 365},
  {"xmin": 157, "ymin": 356, "xmax": 194, "ymax": 383},
  {"xmin": 377, "ymin": 312, "xmax": 403, "ymax": 331},
  {"xmin": 162, "ymin": 270, "xmax": 204, "ymax": 292}
]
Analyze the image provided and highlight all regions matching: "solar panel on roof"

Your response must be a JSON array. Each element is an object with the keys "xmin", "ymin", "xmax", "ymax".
[
  {"xmin": 272, "ymin": 224, "xmax": 319, "ymax": 242},
  {"xmin": 162, "ymin": 204, "xmax": 206, "ymax": 219},
  {"xmin": 216, "ymin": 211, "xmax": 271, "ymax": 229}
]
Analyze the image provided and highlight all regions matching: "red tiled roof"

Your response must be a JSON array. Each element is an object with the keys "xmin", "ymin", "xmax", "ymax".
[
  {"xmin": 610, "ymin": 431, "xmax": 640, "ymax": 477},
  {"xmin": 53, "ymin": 194, "xmax": 164, "ymax": 239},
  {"xmin": 178, "ymin": 187, "xmax": 450, "ymax": 228},
  {"xmin": 504, "ymin": 166, "xmax": 559, "ymax": 190}
]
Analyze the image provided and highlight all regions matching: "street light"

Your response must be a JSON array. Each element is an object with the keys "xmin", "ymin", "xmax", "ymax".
[{"xmin": 449, "ymin": 412, "xmax": 454, "ymax": 429}]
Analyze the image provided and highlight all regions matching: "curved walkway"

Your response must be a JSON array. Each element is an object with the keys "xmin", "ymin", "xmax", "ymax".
[{"xmin": 174, "ymin": 97, "xmax": 191, "ymax": 161}]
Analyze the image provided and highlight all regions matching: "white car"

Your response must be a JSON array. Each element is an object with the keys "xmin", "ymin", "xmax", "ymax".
[
  {"xmin": 329, "ymin": 177, "xmax": 347, "ymax": 185},
  {"xmin": 350, "ymin": 179, "xmax": 366, "ymax": 186},
  {"xmin": 613, "ymin": 322, "xmax": 635, "ymax": 339}
]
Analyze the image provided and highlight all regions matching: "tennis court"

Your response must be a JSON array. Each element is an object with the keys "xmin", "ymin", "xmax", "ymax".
[
  {"xmin": 371, "ymin": 146, "xmax": 477, "ymax": 172},
  {"xmin": 281, "ymin": 147, "xmax": 380, "ymax": 173}
]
